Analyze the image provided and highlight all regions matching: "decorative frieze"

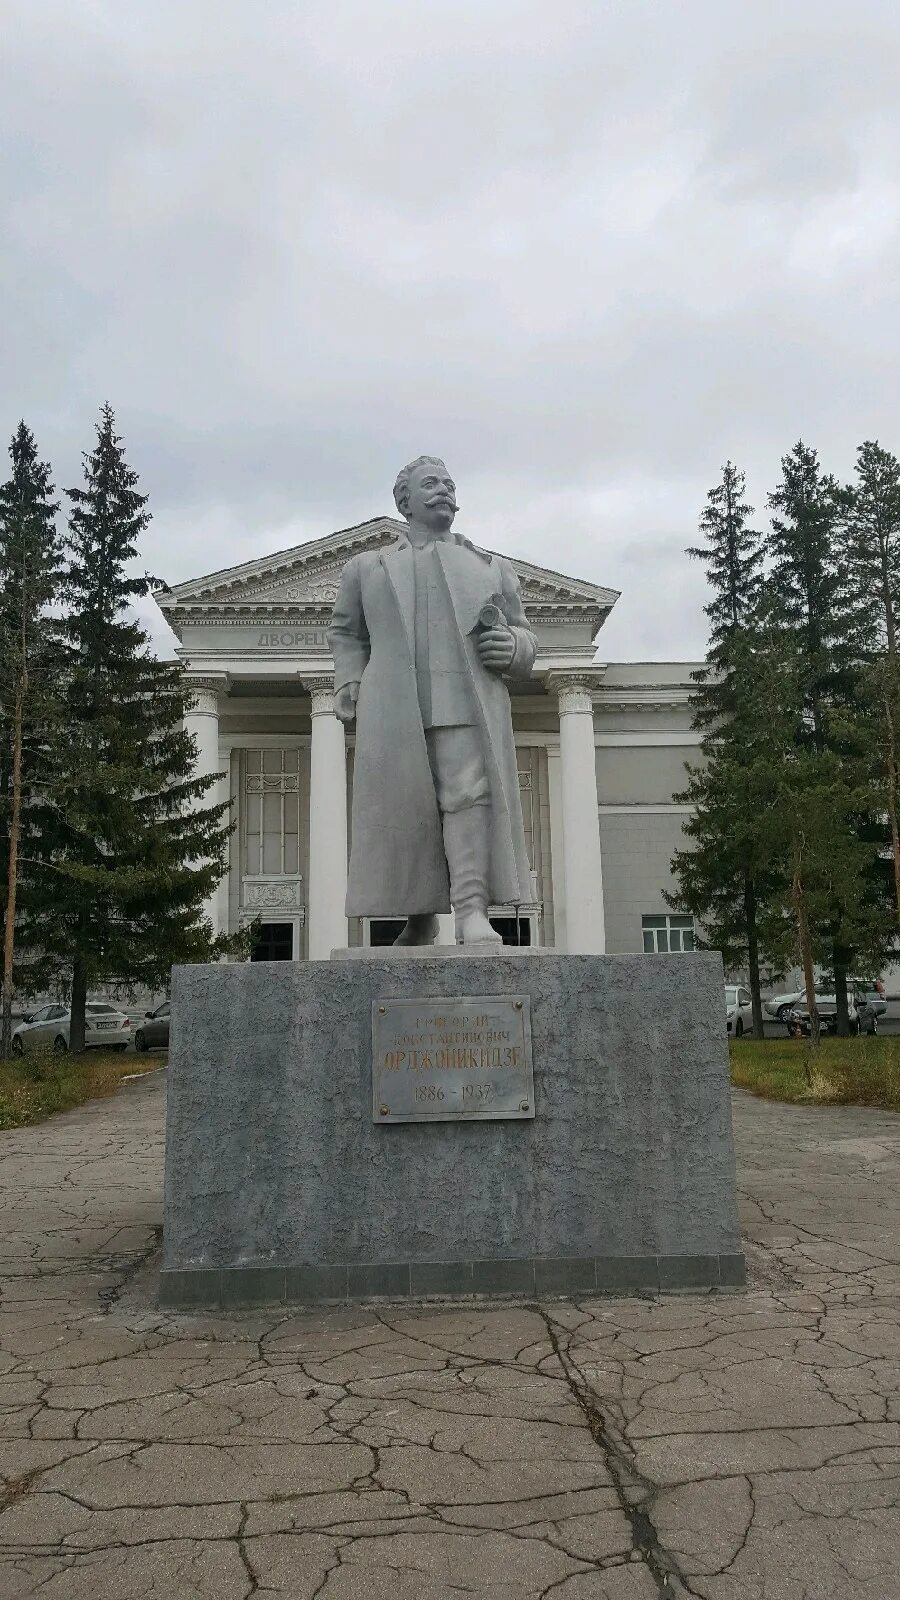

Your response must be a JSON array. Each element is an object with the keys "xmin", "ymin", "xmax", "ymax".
[
  {"xmin": 281, "ymin": 582, "xmax": 339, "ymax": 603},
  {"xmin": 246, "ymin": 772, "xmax": 300, "ymax": 795},
  {"xmin": 241, "ymin": 877, "xmax": 305, "ymax": 912}
]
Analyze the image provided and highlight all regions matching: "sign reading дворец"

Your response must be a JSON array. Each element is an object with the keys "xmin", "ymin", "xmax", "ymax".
[{"xmin": 372, "ymin": 995, "xmax": 535, "ymax": 1123}]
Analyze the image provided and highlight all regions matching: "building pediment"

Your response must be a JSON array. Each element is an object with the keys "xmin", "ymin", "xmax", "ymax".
[{"xmin": 156, "ymin": 516, "xmax": 620, "ymax": 642}]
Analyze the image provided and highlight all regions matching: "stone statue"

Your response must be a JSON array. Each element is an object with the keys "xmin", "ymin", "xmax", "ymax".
[{"xmin": 329, "ymin": 456, "xmax": 537, "ymax": 944}]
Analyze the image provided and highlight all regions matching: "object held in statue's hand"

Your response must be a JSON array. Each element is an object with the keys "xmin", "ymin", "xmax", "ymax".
[{"xmin": 478, "ymin": 597, "xmax": 505, "ymax": 630}]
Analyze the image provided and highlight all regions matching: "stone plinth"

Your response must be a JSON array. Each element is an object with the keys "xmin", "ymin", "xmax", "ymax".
[{"xmin": 160, "ymin": 952, "xmax": 744, "ymax": 1307}]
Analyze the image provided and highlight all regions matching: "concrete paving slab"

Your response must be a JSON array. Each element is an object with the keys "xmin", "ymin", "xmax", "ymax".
[{"xmin": 0, "ymin": 1071, "xmax": 898, "ymax": 1597}]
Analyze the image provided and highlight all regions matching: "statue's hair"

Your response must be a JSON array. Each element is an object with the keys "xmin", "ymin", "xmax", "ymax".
[{"xmin": 392, "ymin": 456, "xmax": 450, "ymax": 518}]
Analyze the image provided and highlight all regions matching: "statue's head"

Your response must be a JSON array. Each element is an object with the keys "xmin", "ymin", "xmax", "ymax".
[{"xmin": 393, "ymin": 456, "xmax": 458, "ymax": 532}]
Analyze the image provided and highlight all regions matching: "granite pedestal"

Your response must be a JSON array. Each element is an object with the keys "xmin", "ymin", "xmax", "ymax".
[{"xmin": 160, "ymin": 952, "xmax": 744, "ymax": 1307}]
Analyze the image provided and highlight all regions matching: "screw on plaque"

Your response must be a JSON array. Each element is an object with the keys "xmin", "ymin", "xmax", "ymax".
[
  {"xmin": 379, "ymin": 1104, "xmax": 390, "ymax": 1116},
  {"xmin": 378, "ymin": 1005, "xmax": 385, "ymax": 1014},
  {"xmin": 520, "ymin": 1100, "xmax": 530, "ymax": 1111},
  {"xmin": 514, "ymin": 1000, "xmax": 523, "ymax": 1009}
]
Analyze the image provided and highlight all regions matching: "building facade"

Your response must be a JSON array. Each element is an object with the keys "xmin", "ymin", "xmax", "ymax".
[{"xmin": 157, "ymin": 517, "xmax": 701, "ymax": 959}]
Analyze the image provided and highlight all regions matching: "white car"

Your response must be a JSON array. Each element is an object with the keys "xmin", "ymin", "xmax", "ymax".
[
  {"xmin": 11, "ymin": 1002, "xmax": 133, "ymax": 1056},
  {"xmin": 764, "ymin": 990, "xmax": 805, "ymax": 1021},
  {"xmin": 765, "ymin": 976, "xmax": 886, "ymax": 1021},
  {"xmin": 725, "ymin": 985, "xmax": 754, "ymax": 1038}
]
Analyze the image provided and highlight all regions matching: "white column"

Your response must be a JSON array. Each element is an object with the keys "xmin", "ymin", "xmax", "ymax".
[
  {"xmin": 305, "ymin": 677, "xmax": 348, "ymax": 959},
  {"xmin": 550, "ymin": 675, "xmax": 605, "ymax": 953},
  {"xmin": 184, "ymin": 676, "xmax": 227, "ymax": 935},
  {"xmin": 546, "ymin": 745, "xmax": 566, "ymax": 952}
]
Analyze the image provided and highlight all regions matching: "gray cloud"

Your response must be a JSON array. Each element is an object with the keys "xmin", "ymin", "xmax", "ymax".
[{"xmin": 2, "ymin": 0, "xmax": 899, "ymax": 663}]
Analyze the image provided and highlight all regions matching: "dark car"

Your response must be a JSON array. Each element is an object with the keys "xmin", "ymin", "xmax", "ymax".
[
  {"xmin": 134, "ymin": 1001, "xmax": 170, "ymax": 1052},
  {"xmin": 787, "ymin": 989, "xmax": 878, "ymax": 1038}
]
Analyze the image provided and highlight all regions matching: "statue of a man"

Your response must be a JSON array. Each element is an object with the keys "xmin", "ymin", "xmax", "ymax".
[{"xmin": 329, "ymin": 456, "xmax": 536, "ymax": 945}]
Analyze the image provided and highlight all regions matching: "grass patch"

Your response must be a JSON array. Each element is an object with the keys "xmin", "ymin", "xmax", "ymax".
[
  {"xmin": 731, "ymin": 1035, "xmax": 900, "ymax": 1112},
  {"xmin": 0, "ymin": 1049, "xmax": 165, "ymax": 1131}
]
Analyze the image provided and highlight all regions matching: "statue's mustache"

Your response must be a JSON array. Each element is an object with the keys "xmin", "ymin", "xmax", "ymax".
[{"xmin": 426, "ymin": 494, "xmax": 457, "ymax": 510}]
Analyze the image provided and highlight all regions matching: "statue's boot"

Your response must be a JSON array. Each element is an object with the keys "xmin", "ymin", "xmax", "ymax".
[
  {"xmin": 393, "ymin": 913, "xmax": 439, "ymax": 946},
  {"xmin": 442, "ymin": 806, "xmax": 503, "ymax": 945}
]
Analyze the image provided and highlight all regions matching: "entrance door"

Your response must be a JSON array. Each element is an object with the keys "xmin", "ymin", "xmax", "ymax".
[
  {"xmin": 490, "ymin": 916, "xmax": 532, "ymax": 946},
  {"xmin": 250, "ymin": 922, "xmax": 294, "ymax": 961},
  {"xmin": 368, "ymin": 919, "xmax": 405, "ymax": 947}
]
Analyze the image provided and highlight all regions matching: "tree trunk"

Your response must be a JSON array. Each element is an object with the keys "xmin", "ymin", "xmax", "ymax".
[
  {"xmin": 877, "ymin": 558, "xmax": 900, "ymax": 925},
  {"xmin": 793, "ymin": 838, "xmax": 819, "ymax": 1051},
  {"xmin": 889, "ymin": 789, "xmax": 900, "ymax": 927},
  {"xmin": 883, "ymin": 671, "xmax": 900, "ymax": 925},
  {"xmin": 743, "ymin": 869, "xmax": 765, "ymax": 1038},
  {"xmin": 833, "ymin": 954, "xmax": 850, "ymax": 1038},
  {"xmin": 1, "ymin": 687, "xmax": 24, "ymax": 1060},
  {"xmin": 69, "ymin": 953, "xmax": 87, "ymax": 1055}
]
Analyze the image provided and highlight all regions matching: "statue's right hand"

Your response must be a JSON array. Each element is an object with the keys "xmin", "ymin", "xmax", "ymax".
[{"xmin": 334, "ymin": 682, "xmax": 360, "ymax": 724}]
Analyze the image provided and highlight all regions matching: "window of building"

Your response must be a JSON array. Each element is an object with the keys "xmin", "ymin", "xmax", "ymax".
[
  {"xmin": 250, "ymin": 922, "xmax": 295, "ymax": 961},
  {"xmin": 642, "ymin": 914, "xmax": 696, "ymax": 953},
  {"xmin": 244, "ymin": 749, "xmax": 301, "ymax": 875}
]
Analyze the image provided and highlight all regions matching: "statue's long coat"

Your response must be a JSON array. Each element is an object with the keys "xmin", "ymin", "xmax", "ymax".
[{"xmin": 329, "ymin": 534, "xmax": 537, "ymax": 917}]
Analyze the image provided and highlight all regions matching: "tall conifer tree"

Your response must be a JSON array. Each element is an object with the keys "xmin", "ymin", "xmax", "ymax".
[
  {"xmin": 22, "ymin": 405, "xmax": 231, "ymax": 1051},
  {"xmin": 751, "ymin": 620, "xmax": 888, "ymax": 1047},
  {"xmin": 0, "ymin": 424, "xmax": 63, "ymax": 1057},
  {"xmin": 687, "ymin": 461, "xmax": 765, "ymax": 723},
  {"xmin": 844, "ymin": 441, "xmax": 900, "ymax": 924},
  {"xmin": 767, "ymin": 441, "xmax": 847, "ymax": 740},
  {"xmin": 766, "ymin": 441, "xmax": 889, "ymax": 1034},
  {"xmin": 669, "ymin": 463, "xmax": 770, "ymax": 1034}
]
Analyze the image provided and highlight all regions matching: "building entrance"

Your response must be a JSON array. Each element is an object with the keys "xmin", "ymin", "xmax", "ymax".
[{"xmin": 367, "ymin": 916, "xmax": 533, "ymax": 948}]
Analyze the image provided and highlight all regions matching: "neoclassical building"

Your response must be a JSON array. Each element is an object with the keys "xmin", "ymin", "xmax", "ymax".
[{"xmin": 157, "ymin": 517, "xmax": 701, "ymax": 960}]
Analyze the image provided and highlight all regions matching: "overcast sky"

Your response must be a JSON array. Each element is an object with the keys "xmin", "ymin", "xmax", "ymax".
[{"xmin": 3, "ymin": 1, "xmax": 899, "ymax": 661}]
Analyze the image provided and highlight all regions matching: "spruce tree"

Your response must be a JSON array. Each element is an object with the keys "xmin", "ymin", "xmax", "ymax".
[
  {"xmin": 766, "ymin": 441, "xmax": 891, "ymax": 1033},
  {"xmin": 687, "ymin": 460, "xmax": 765, "ymax": 725},
  {"xmin": 669, "ymin": 463, "xmax": 769, "ymax": 1034},
  {"xmin": 755, "ymin": 652, "xmax": 889, "ymax": 1050},
  {"xmin": 0, "ymin": 423, "xmax": 63, "ymax": 1058},
  {"xmin": 22, "ymin": 405, "xmax": 231, "ymax": 1052},
  {"xmin": 767, "ymin": 441, "xmax": 847, "ymax": 740},
  {"xmin": 843, "ymin": 441, "xmax": 900, "ymax": 924},
  {"xmin": 733, "ymin": 625, "xmax": 828, "ymax": 1048}
]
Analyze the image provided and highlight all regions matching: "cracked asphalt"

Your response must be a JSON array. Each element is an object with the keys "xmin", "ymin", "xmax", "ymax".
[{"xmin": 1, "ymin": 1072, "xmax": 898, "ymax": 1598}]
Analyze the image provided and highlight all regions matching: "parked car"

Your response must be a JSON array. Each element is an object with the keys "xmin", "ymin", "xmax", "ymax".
[
  {"xmin": 786, "ymin": 989, "xmax": 879, "ymax": 1038},
  {"xmin": 764, "ymin": 989, "xmax": 804, "ymax": 1021},
  {"xmin": 765, "ymin": 975, "xmax": 886, "ymax": 1022},
  {"xmin": 11, "ymin": 1001, "xmax": 133, "ymax": 1055},
  {"xmin": 725, "ymin": 985, "xmax": 754, "ymax": 1037},
  {"xmin": 765, "ymin": 989, "xmax": 823, "ymax": 1021},
  {"xmin": 134, "ymin": 1001, "xmax": 170, "ymax": 1052},
  {"xmin": 850, "ymin": 979, "xmax": 887, "ymax": 1017}
]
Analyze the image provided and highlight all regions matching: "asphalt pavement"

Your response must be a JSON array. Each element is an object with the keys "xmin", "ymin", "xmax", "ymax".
[{"xmin": 2, "ymin": 1068, "xmax": 899, "ymax": 1597}]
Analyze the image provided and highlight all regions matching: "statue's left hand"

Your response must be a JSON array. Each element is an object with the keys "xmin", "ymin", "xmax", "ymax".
[
  {"xmin": 334, "ymin": 681, "xmax": 360, "ymax": 723},
  {"xmin": 477, "ymin": 624, "xmax": 516, "ymax": 672}
]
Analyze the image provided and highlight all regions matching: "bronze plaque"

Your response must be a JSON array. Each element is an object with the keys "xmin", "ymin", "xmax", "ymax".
[{"xmin": 372, "ymin": 996, "xmax": 534, "ymax": 1123}]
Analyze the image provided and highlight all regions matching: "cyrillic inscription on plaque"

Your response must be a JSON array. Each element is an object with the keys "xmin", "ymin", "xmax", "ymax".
[{"xmin": 372, "ymin": 996, "xmax": 534, "ymax": 1123}]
